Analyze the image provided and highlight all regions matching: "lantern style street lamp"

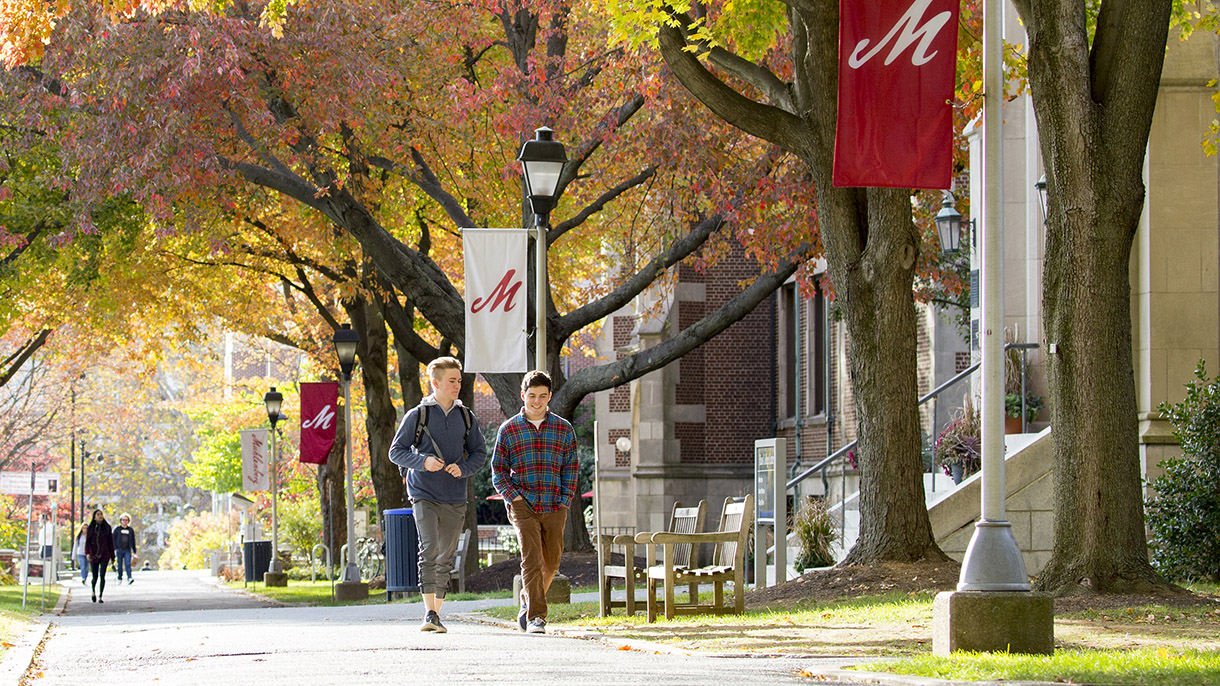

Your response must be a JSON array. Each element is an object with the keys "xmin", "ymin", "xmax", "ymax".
[
  {"xmin": 263, "ymin": 387, "xmax": 284, "ymax": 580},
  {"xmin": 1035, "ymin": 173, "xmax": 1049, "ymax": 225},
  {"xmin": 517, "ymin": 126, "xmax": 567, "ymax": 371},
  {"xmin": 332, "ymin": 324, "xmax": 365, "ymax": 592},
  {"xmin": 934, "ymin": 192, "xmax": 969, "ymax": 254}
]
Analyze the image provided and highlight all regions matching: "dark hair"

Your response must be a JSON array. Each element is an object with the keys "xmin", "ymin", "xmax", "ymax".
[{"xmin": 521, "ymin": 370, "xmax": 552, "ymax": 393}]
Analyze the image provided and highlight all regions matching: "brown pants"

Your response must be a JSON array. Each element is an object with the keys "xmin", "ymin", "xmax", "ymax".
[{"xmin": 508, "ymin": 499, "xmax": 568, "ymax": 621}]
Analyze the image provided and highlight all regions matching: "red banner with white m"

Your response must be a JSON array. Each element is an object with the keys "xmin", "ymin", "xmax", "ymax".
[
  {"xmin": 463, "ymin": 229, "xmax": 527, "ymax": 373},
  {"xmin": 833, "ymin": 0, "xmax": 960, "ymax": 189},
  {"xmin": 300, "ymin": 382, "xmax": 338, "ymax": 465}
]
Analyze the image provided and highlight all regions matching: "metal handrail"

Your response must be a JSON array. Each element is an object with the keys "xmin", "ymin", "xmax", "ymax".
[
  {"xmin": 310, "ymin": 543, "xmax": 334, "ymax": 602},
  {"xmin": 786, "ymin": 342, "xmax": 1039, "ymax": 492}
]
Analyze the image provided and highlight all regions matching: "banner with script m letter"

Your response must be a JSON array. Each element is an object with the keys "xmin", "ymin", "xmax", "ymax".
[
  {"xmin": 463, "ymin": 228, "xmax": 527, "ymax": 372},
  {"xmin": 833, "ymin": 0, "xmax": 960, "ymax": 189},
  {"xmin": 300, "ymin": 381, "xmax": 339, "ymax": 465},
  {"xmin": 240, "ymin": 429, "xmax": 270, "ymax": 491}
]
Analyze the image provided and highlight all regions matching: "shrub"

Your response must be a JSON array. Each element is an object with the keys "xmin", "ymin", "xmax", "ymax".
[
  {"xmin": 1146, "ymin": 361, "xmax": 1220, "ymax": 582},
  {"xmin": 792, "ymin": 496, "xmax": 839, "ymax": 571},
  {"xmin": 160, "ymin": 512, "xmax": 231, "ymax": 570}
]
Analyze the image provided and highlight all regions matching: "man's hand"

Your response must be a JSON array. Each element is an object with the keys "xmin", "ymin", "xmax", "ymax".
[
  {"xmin": 424, "ymin": 455, "xmax": 444, "ymax": 472},
  {"xmin": 443, "ymin": 463, "xmax": 462, "ymax": 477}
]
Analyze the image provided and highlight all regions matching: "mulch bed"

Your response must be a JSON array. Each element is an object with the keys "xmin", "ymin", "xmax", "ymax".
[
  {"xmin": 464, "ymin": 551, "xmax": 603, "ymax": 593},
  {"xmin": 747, "ymin": 561, "xmax": 962, "ymax": 608}
]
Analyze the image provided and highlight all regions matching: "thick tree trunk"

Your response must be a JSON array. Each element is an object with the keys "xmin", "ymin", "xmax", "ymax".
[
  {"xmin": 1019, "ymin": 0, "xmax": 1173, "ymax": 595},
  {"xmin": 828, "ymin": 191, "xmax": 949, "ymax": 564},
  {"xmin": 348, "ymin": 294, "xmax": 406, "ymax": 520}
]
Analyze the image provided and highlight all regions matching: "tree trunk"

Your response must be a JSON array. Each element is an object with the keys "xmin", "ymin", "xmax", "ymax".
[
  {"xmin": 1017, "ymin": 0, "xmax": 1173, "ymax": 595},
  {"xmin": 348, "ymin": 293, "xmax": 406, "ymax": 521},
  {"xmin": 318, "ymin": 414, "xmax": 348, "ymax": 575},
  {"xmin": 827, "ymin": 191, "xmax": 950, "ymax": 564}
]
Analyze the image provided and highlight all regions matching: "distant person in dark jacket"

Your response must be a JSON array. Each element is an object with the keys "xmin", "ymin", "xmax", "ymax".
[
  {"xmin": 84, "ymin": 509, "xmax": 115, "ymax": 603},
  {"xmin": 112, "ymin": 513, "xmax": 137, "ymax": 584}
]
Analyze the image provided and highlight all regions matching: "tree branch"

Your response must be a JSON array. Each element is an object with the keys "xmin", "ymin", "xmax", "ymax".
[
  {"xmin": 657, "ymin": 17, "xmax": 808, "ymax": 155},
  {"xmin": 551, "ymin": 247, "xmax": 810, "ymax": 416}
]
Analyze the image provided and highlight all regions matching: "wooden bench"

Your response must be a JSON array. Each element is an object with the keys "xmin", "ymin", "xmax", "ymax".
[
  {"xmin": 640, "ymin": 494, "xmax": 754, "ymax": 622},
  {"xmin": 448, "ymin": 529, "xmax": 471, "ymax": 594},
  {"xmin": 598, "ymin": 500, "xmax": 706, "ymax": 617}
]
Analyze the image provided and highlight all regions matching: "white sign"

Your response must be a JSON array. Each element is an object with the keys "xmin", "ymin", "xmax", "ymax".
[
  {"xmin": 463, "ymin": 228, "xmax": 528, "ymax": 372},
  {"xmin": 240, "ymin": 429, "xmax": 270, "ymax": 492},
  {"xmin": 0, "ymin": 472, "xmax": 60, "ymax": 496}
]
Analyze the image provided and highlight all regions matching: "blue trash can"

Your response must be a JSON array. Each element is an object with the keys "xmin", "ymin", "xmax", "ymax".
[{"xmin": 384, "ymin": 508, "xmax": 419, "ymax": 597}]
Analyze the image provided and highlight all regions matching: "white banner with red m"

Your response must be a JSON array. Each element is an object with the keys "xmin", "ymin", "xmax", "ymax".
[{"xmin": 463, "ymin": 228, "xmax": 527, "ymax": 373}]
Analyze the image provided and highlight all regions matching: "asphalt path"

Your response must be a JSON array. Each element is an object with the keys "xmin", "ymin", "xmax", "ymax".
[{"xmin": 13, "ymin": 570, "xmax": 860, "ymax": 685}]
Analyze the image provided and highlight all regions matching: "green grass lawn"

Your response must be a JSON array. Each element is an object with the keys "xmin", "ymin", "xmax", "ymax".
[
  {"xmin": 0, "ymin": 583, "xmax": 63, "ymax": 661},
  {"xmin": 864, "ymin": 649, "xmax": 1220, "ymax": 686}
]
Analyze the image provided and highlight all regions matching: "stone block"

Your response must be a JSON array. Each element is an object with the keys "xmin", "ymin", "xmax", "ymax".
[
  {"xmin": 932, "ymin": 591, "xmax": 1053, "ymax": 655},
  {"xmin": 334, "ymin": 581, "xmax": 369, "ymax": 602},
  {"xmin": 513, "ymin": 572, "xmax": 571, "ymax": 607},
  {"xmin": 263, "ymin": 571, "xmax": 288, "ymax": 587}
]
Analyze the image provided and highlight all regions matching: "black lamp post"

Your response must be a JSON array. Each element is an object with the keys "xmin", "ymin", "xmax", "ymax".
[
  {"xmin": 263, "ymin": 387, "xmax": 284, "ymax": 577},
  {"xmin": 934, "ymin": 192, "xmax": 969, "ymax": 254},
  {"xmin": 331, "ymin": 324, "xmax": 364, "ymax": 589},
  {"xmin": 517, "ymin": 127, "xmax": 567, "ymax": 371}
]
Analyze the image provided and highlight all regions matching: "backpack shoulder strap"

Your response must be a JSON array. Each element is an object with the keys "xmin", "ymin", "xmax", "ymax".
[{"xmin": 412, "ymin": 404, "xmax": 429, "ymax": 447}]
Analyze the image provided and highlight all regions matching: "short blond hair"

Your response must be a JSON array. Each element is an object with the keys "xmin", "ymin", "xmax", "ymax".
[{"xmin": 426, "ymin": 357, "xmax": 462, "ymax": 382}]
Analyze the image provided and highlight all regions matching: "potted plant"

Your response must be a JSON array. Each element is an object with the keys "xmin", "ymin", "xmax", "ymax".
[
  {"xmin": 1004, "ymin": 391, "xmax": 1043, "ymax": 432},
  {"xmin": 934, "ymin": 399, "xmax": 982, "ymax": 484}
]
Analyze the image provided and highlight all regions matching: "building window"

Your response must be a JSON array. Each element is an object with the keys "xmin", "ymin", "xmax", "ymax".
[
  {"xmin": 808, "ymin": 282, "xmax": 826, "ymax": 415},
  {"xmin": 779, "ymin": 284, "xmax": 797, "ymax": 418}
]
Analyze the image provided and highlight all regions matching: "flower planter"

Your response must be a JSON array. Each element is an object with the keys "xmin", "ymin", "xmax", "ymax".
[{"xmin": 1004, "ymin": 416, "xmax": 1024, "ymax": 434}]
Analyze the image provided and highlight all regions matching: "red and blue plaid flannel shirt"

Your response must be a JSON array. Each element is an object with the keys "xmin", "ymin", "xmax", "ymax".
[{"xmin": 491, "ymin": 411, "xmax": 578, "ymax": 513}]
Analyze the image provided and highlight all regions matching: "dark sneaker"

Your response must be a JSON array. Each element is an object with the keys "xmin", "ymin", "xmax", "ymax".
[
  {"xmin": 432, "ymin": 614, "xmax": 447, "ymax": 634},
  {"xmin": 517, "ymin": 608, "xmax": 528, "ymax": 632},
  {"xmin": 128, "ymin": 578, "xmax": 133, "ymax": 585},
  {"xmin": 420, "ymin": 611, "xmax": 438, "ymax": 632},
  {"xmin": 526, "ymin": 618, "xmax": 546, "ymax": 634},
  {"xmin": 91, "ymin": 594, "xmax": 96, "ymax": 603}
]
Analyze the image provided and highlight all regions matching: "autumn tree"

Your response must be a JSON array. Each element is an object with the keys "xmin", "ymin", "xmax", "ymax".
[{"xmin": 609, "ymin": 1, "xmax": 949, "ymax": 564}]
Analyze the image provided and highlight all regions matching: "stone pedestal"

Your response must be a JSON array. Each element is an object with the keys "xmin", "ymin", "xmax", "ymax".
[
  {"xmin": 513, "ymin": 572, "xmax": 570, "ymax": 607},
  {"xmin": 932, "ymin": 591, "xmax": 1054, "ymax": 655},
  {"xmin": 335, "ymin": 581, "xmax": 369, "ymax": 602},
  {"xmin": 263, "ymin": 571, "xmax": 288, "ymax": 587}
]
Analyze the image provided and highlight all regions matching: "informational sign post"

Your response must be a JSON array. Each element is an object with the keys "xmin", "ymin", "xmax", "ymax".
[
  {"xmin": 0, "ymin": 469, "xmax": 60, "ymax": 608},
  {"xmin": 753, "ymin": 438, "xmax": 787, "ymax": 589}
]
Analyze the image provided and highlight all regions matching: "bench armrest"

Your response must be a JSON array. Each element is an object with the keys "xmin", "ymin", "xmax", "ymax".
[{"xmin": 649, "ymin": 530, "xmax": 739, "ymax": 545}]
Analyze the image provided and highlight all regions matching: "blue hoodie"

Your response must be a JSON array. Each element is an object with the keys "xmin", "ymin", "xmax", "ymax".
[{"xmin": 388, "ymin": 396, "xmax": 487, "ymax": 504}]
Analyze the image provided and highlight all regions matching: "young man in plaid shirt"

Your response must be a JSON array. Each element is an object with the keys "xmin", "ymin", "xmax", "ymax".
[{"xmin": 491, "ymin": 370, "xmax": 578, "ymax": 634}]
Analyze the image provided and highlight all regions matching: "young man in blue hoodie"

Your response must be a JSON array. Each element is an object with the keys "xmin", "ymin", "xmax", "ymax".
[{"xmin": 389, "ymin": 357, "xmax": 487, "ymax": 633}]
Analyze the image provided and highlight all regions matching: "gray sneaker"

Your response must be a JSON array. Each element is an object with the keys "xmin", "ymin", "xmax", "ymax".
[
  {"xmin": 518, "ymin": 608, "xmax": 528, "ymax": 632},
  {"xmin": 420, "ymin": 611, "xmax": 440, "ymax": 632},
  {"xmin": 526, "ymin": 618, "xmax": 546, "ymax": 634}
]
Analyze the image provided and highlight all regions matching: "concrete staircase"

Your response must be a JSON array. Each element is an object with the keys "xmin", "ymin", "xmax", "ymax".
[{"xmin": 781, "ymin": 428, "xmax": 1055, "ymax": 577}]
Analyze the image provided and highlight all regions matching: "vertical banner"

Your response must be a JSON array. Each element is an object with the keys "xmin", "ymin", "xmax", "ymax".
[
  {"xmin": 463, "ymin": 229, "xmax": 528, "ymax": 372},
  {"xmin": 240, "ymin": 429, "xmax": 270, "ymax": 491},
  {"xmin": 300, "ymin": 381, "xmax": 339, "ymax": 465},
  {"xmin": 833, "ymin": 0, "xmax": 961, "ymax": 189}
]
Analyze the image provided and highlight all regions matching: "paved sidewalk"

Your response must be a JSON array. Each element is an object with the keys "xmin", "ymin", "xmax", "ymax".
[
  {"xmin": 0, "ymin": 570, "xmax": 1062, "ymax": 686},
  {"xmin": 0, "ymin": 570, "xmax": 858, "ymax": 685}
]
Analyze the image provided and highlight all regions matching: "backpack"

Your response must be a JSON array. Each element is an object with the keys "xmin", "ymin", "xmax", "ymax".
[{"xmin": 399, "ymin": 403, "xmax": 474, "ymax": 478}]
